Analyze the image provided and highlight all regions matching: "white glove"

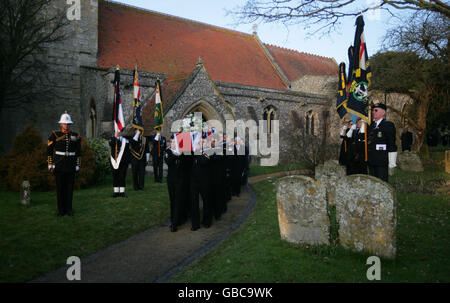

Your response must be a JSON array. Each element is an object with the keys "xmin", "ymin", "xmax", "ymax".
[
  {"xmin": 360, "ymin": 123, "xmax": 365, "ymax": 134},
  {"xmin": 155, "ymin": 133, "xmax": 160, "ymax": 141},
  {"xmin": 351, "ymin": 124, "xmax": 357, "ymax": 130},
  {"xmin": 388, "ymin": 152, "xmax": 397, "ymax": 168},
  {"xmin": 146, "ymin": 153, "xmax": 150, "ymax": 163},
  {"xmin": 48, "ymin": 165, "xmax": 55, "ymax": 171},
  {"xmin": 133, "ymin": 130, "xmax": 141, "ymax": 141},
  {"xmin": 75, "ymin": 166, "xmax": 80, "ymax": 172},
  {"xmin": 340, "ymin": 126, "xmax": 347, "ymax": 136}
]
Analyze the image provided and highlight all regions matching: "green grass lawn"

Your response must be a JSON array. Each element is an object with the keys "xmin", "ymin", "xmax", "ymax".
[
  {"xmin": 171, "ymin": 164, "xmax": 449, "ymax": 283},
  {"xmin": 248, "ymin": 162, "xmax": 308, "ymax": 177},
  {"xmin": 0, "ymin": 175, "xmax": 170, "ymax": 283}
]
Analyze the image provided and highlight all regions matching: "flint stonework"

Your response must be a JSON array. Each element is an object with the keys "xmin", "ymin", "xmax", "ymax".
[
  {"xmin": 276, "ymin": 175, "xmax": 329, "ymax": 245},
  {"xmin": 335, "ymin": 175, "xmax": 397, "ymax": 259},
  {"xmin": 315, "ymin": 160, "xmax": 346, "ymax": 206}
]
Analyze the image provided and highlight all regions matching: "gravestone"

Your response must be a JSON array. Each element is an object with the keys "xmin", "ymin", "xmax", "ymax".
[
  {"xmin": 335, "ymin": 175, "xmax": 397, "ymax": 259},
  {"xmin": 276, "ymin": 175, "xmax": 329, "ymax": 245},
  {"xmin": 397, "ymin": 151, "xmax": 424, "ymax": 172},
  {"xmin": 315, "ymin": 160, "xmax": 346, "ymax": 206},
  {"xmin": 20, "ymin": 180, "xmax": 31, "ymax": 207}
]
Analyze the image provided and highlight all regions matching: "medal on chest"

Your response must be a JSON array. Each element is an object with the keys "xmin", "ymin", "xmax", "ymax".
[{"xmin": 377, "ymin": 131, "xmax": 383, "ymax": 138}]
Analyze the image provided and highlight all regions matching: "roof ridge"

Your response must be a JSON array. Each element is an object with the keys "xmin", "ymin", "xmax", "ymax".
[
  {"xmin": 103, "ymin": 0, "xmax": 254, "ymax": 39},
  {"xmin": 265, "ymin": 43, "xmax": 334, "ymax": 61}
]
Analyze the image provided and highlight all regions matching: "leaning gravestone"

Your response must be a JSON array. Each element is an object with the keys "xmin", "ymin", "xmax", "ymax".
[
  {"xmin": 335, "ymin": 175, "xmax": 397, "ymax": 259},
  {"xmin": 397, "ymin": 151, "xmax": 424, "ymax": 172},
  {"xmin": 315, "ymin": 160, "xmax": 346, "ymax": 206},
  {"xmin": 445, "ymin": 150, "xmax": 450, "ymax": 173},
  {"xmin": 276, "ymin": 175, "xmax": 329, "ymax": 245},
  {"xmin": 21, "ymin": 180, "xmax": 31, "ymax": 207}
]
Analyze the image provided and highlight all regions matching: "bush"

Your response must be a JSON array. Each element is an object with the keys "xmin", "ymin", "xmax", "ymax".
[
  {"xmin": 0, "ymin": 123, "xmax": 97, "ymax": 192},
  {"xmin": 86, "ymin": 138, "xmax": 110, "ymax": 183}
]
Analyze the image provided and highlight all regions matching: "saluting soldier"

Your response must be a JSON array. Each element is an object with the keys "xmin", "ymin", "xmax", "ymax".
[
  {"xmin": 110, "ymin": 130, "xmax": 130, "ymax": 197},
  {"xmin": 165, "ymin": 135, "xmax": 184, "ymax": 232},
  {"xmin": 367, "ymin": 103, "xmax": 398, "ymax": 182},
  {"xmin": 151, "ymin": 130, "xmax": 166, "ymax": 183},
  {"xmin": 130, "ymin": 129, "xmax": 150, "ymax": 190},
  {"xmin": 47, "ymin": 112, "xmax": 81, "ymax": 216}
]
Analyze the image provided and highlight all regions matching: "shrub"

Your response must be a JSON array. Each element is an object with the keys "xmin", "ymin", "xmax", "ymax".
[
  {"xmin": 0, "ymin": 123, "xmax": 97, "ymax": 192},
  {"xmin": 86, "ymin": 138, "xmax": 110, "ymax": 183}
]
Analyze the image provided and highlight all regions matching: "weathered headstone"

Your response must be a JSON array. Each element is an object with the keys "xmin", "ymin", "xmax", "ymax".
[
  {"xmin": 20, "ymin": 180, "xmax": 31, "ymax": 206},
  {"xmin": 315, "ymin": 160, "xmax": 346, "ymax": 206},
  {"xmin": 335, "ymin": 175, "xmax": 397, "ymax": 259},
  {"xmin": 397, "ymin": 151, "xmax": 424, "ymax": 172},
  {"xmin": 445, "ymin": 150, "xmax": 450, "ymax": 173},
  {"xmin": 276, "ymin": 175, "xmax": 329, "ymax": 245}
]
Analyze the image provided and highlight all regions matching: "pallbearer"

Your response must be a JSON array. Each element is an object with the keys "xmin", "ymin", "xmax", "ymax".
[
  {"xmin": 47, "ymin": 112, "xmax": 81, "ymax": 216},
  {"xmin": 151, "ymin": 130, "xmax": 166, "ymax": 183},
  {"xmin": 209, "ymin": 133, "xmax": 226, "ymax": 221}
]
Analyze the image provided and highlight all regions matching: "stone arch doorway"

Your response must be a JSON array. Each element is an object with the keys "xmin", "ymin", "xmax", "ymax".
[
  {"xmin": 86, "ymin": 97, "xmax": 97, "ymax": 138},
  {"xmin": 181, "ymin": 99, "xmax": 223, "ymax": 122}
]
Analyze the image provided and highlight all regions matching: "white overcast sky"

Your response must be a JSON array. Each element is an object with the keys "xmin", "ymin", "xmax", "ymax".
[{"xmin": 112, "ymin": 0, "xmax": 405, "ymax": 67}]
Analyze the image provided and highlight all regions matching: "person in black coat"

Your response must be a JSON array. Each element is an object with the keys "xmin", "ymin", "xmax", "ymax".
[
  {"xmin": 348, "ymin": 118, "xmax": 368, "ymax": 175},
  {"xmin": 129, "ymin": 129, "xmax": 150, "ymax": 190},
  {"xmin": 209, "ymin": 136, "xmax": 226, "ymax": 220},
  {"xmin": 338, "ymin": 120, "xmax": 354, "ymax": 175},
  {"xmin": 165, "ymin": 135, "xmax": 184, "ymax": 232},
  {"xmin": 109, "ymin": 130, "xmax": 130, "ymax": 197},
  {"xmin": 190, "ymin": 135, "xmax": 212, "ymax": 230},
  {"xmin": 400, "ymin": 126, "xmax": 413, "ymax": 152},
  {"xmin": 367, "ymin": 103, "xmax": 398, "ymax": 182},
  {"xmin": 151, "ymin": 131, "xmax": 166, "ymax": 183},
  {"xmin": 230, "ymin": 137, "xmax": 245, "ymax": 197},
  {"xmin": 47, "ymin": 112, "xmax": 81, "ymax": 216}
]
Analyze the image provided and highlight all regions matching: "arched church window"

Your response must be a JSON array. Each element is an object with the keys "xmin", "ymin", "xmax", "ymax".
[
  {"xmin": 263, "ymin": 105, "xmax": 277, "ymax": 134},
  {"xmin": 87, "ymin": 98, "xmax": 97, "ymax": 138},
  {"xmin": 305, "ymin": 110, "xmax": 319, "ymax": 136}
]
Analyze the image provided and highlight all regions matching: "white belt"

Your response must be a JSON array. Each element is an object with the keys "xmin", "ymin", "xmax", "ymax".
[{"xmin": 55, "ymin": 151, "xmax": 75, "ymax": 156}]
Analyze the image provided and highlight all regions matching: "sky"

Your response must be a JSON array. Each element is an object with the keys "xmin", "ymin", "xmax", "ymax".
[{"xmin": 112, "ymin": 0, "xmax": 401, "ymax": 68}]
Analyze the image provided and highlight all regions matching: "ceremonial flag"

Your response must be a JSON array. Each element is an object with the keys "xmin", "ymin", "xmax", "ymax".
[
  {"xmin": 347, "ymin": 46, "xmax": 354, "ymax": 97},
  {"xmin": 345, "ymin": 15, "xmax": 372, "ymax": 123},
  {"xmin": 336, "ymin": 62, "xmax": 348, "ymax": 120},
  {"xmin": 113, "ymin": 67, "xmax": 125, "ymax": 133},
  {"xmin": 154, "ymin": 79, "xmax": 164, "ymax": 130},
  {"xmin": 131, "ymin": 67, "xmax": 144, "ymax": 133}
]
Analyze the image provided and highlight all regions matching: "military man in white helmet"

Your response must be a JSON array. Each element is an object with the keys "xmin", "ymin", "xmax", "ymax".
[{"xmin": 47, "ymin": 112, "xmax": 82, "ymax": 216}]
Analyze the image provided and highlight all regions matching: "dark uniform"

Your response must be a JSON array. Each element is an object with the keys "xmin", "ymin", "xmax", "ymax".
[
  {"xmin": 223, "ymin": 140, "xmax": 233, "ymax": 206},
  {"xmin": 47, "ymin": 129, "xmax": 81, "ymax": 216},
  {"xmin": 190, "ymin": 150, "xmax": 212, "ymax": 230},
  {"xmin": 130, "ymin": 134, "xmax": 150, "ymax": 190},
  {"xmin": 368, "ymin": 118, "xmax": 397, "ymax": 182},
  {"xmin": 151, "ymin": 134, "xmax": 166, "ymax": 183},
  {"xmin": 350, "ymin": 126, "xmax": 368, "ymax": 175},
  {"xmin": 231, "ymin": 143, "xmax": 245, "ymax": 197},
  {"xmin": 165, "ymin": 147, "xmax": 184, "ymax": 232},
  {"xmin": 210, "ymin": 144, "xmax": 226, "ymax": 220},
  {"xmin": 110, "ymin": 136, "xmax": 130, "ymax": 197},
  {"xmin": 338, "ymin": 126, "xmax": 354, "ymax": 175}
]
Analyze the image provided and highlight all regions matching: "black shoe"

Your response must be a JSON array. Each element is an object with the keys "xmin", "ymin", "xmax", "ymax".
[
  {"xmin": 191, "ymin": 226, "xmax": 199, "ymax": 231},
  {"xmin": 170, "ymin": 225, "xmax": 177, "ymax": 232},
  {"xmin": 57, "ymin": 212, "xmax": 65, "ymax": 217},
  {"xmin": 67, "ymin": 211, "xmax": 74, "ymax": 216},
  {"xmin": 113, "ymin": 193, "xmax": 119, "ymax": 198},
  {"xmin": 202, "ymin": 222, "xmax": 211, "ymax": 228}
]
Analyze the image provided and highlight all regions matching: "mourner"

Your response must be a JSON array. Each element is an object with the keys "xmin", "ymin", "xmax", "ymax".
[
  {"xmin": 110, "ymin": 130, "xmax": 130, "ymax": 197},
  {"xmin": 209, "ymin": 135, "xmax": 226, "ymax": 221},
  {"xmin": 151, "ymin": 130, "xmax": 166, "ymax": 183},
  {"xmin": 47, "ymin": 112, "xmax": 81, "ymax": 216},
  {"xmin": 367, "ymin": 103, "xmax": 398, "ymax": 182},
  {"xmin": 130, "ymin": 129, "xmax": 150, "ymax": 190},
  {"xmin": 165, "ymin": 135, "xmax": 184, "ymax": 232},
  {"xmin": 348, "ymin": 118, "xmax": 368, "ymax": 175},
  {"xmin": 339, "ymin": 120, "xmax": 354, "ymax": 175},
  {"xmin": 230, "ymin": 137, "xmax": 245, "ymax": 197}
]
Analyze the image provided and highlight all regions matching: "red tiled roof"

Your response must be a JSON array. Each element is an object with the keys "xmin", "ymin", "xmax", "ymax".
[
  {"xmin": 264, "ymin": 44, "xmax": 337, "ymax": 81},
  {"xmin": 98, "ymin": 1, "xmax": 287, "ymax": 90}
]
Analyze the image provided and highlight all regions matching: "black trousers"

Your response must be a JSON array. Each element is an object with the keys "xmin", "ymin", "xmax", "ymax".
[
  {"xmin": 131, "ymin": 158, "xmax": 146, "ymax": 190},
  {"xmin": 369, "ymin": 165, "xmax": 388, "ymax": 183},
  {"xmin": 190, "ymin": 177, "xmax": 212, "ymax": 229},
  {"xmin": 54, "ymin": 172, "xmax": 75, "ymax": 215},
  {"xmin": 153, "ymin": 157, "xmax": 164, "ymax": 182},
  {"xmin": 168, "ymin": 175, "xmax": 183, "ymax": 227},
  {"xmin": 112, "ymin": 165, "xmax": 127, "ymax": 187}
]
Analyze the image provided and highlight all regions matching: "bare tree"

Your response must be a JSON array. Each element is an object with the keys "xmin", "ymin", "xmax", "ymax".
[
  {"xmin": 0, "ymin": 0, "xmax": 68, "ymax": 114},
  {"xmin": 228, "ymin": 0, "xmax": 450, "ymax": 34}
]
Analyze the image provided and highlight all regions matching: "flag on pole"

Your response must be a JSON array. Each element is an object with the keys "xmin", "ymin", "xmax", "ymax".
[
  {"xmin": 336, "ymin": 62, "xmax": 348, "ymax": 120},
  {"xmin": 345, "ymin": 15, "xmax": 372, "ymax": 123},
  {"xmin": 346, "ymin": 46, "xmax": 354, "ymax": 97},
  {"xmin": 154, "ymin": 79, "xmax": 164, "ymax": 130},
  {"xmin": 113, "ymin": 66, "xmax": 125, "ymax": 133},
  {"xmin": 131, "ymin": 67, "xmax": 144, "ymax": 133}
]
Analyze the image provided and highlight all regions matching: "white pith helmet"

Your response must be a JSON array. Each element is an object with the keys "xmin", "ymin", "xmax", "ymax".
[{"xmin": 58, "ymin": 111, "xmax": 73, "ymax": 124}]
